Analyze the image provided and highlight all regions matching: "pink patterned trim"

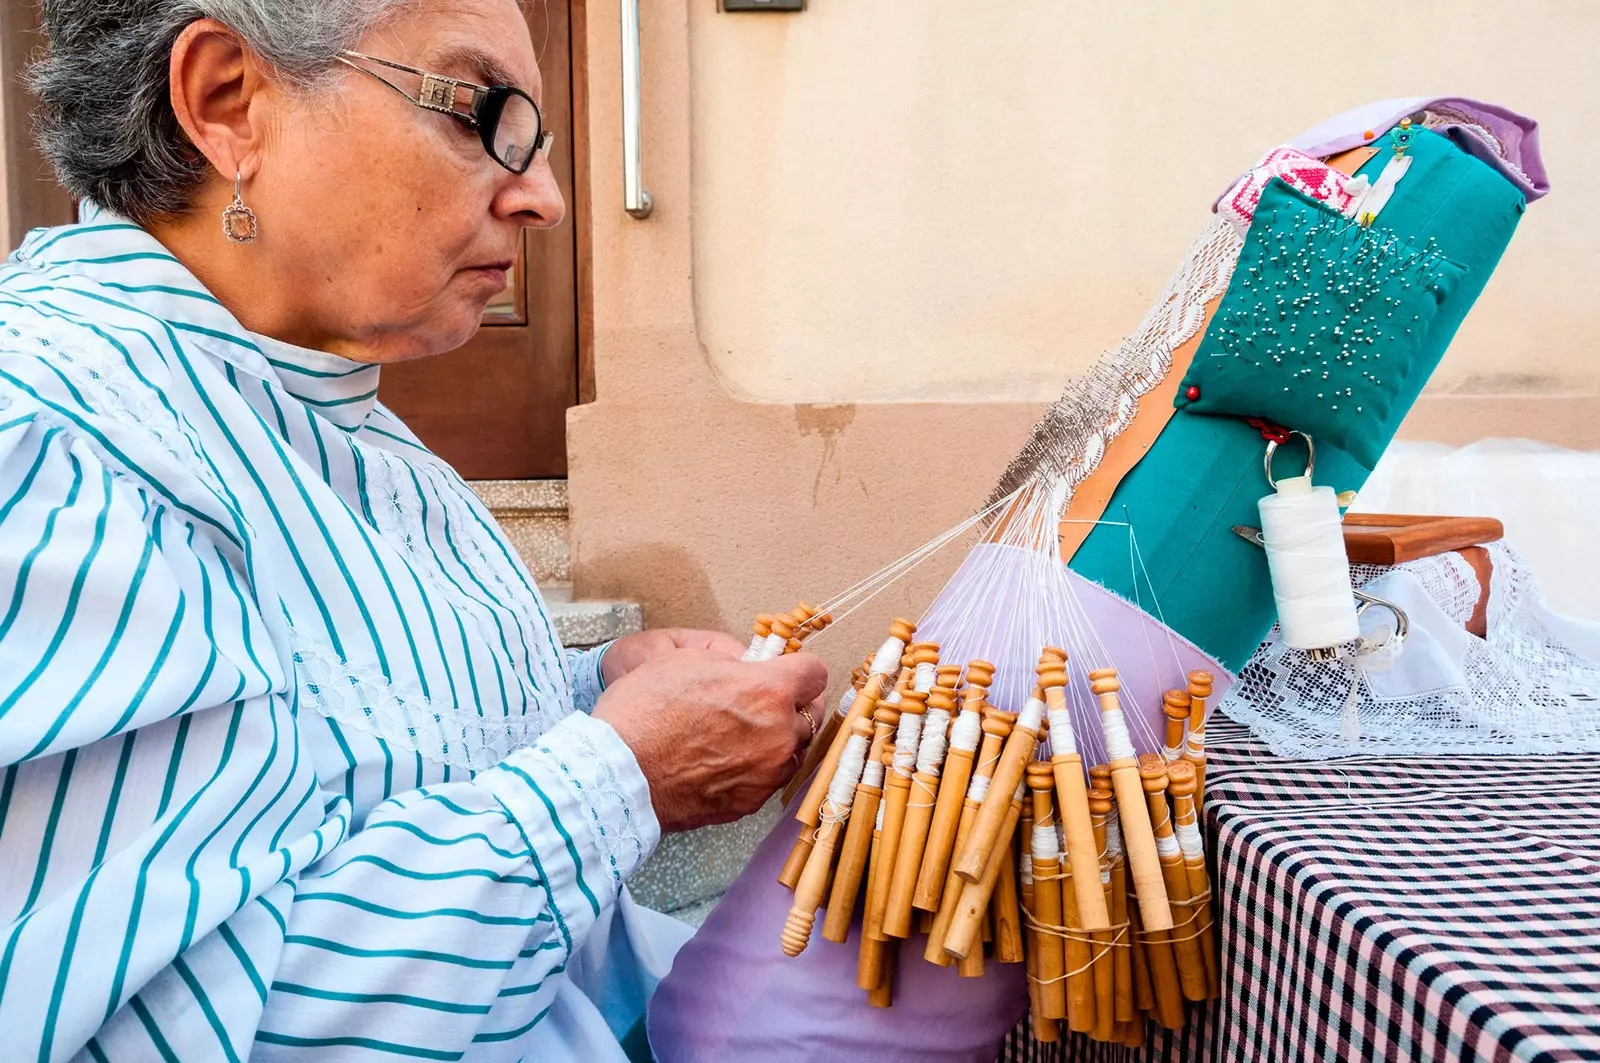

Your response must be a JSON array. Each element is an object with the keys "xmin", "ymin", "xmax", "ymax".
[{"xmin": 1218, "ymin": 145, "xmax": 1359, "ymax": 235}]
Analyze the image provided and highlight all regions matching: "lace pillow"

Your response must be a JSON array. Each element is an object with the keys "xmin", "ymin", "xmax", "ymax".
[{"xmin": 1175, "ymin": 179, "xmax": 1466, "ymax": 467}]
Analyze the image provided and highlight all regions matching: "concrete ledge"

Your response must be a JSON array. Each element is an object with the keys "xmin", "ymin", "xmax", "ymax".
[{"xmin": 542, "ymin": 582, "xmax": 644, "ymax": 648}]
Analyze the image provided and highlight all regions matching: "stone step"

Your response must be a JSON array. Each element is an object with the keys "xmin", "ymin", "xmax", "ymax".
[
  {"xmin": 541, "ymin": 582, "xmax": 645, "ymax": 649},
  {"xmin": 471, "ymin": 479, "xmax": 570, "ymax": 584}
]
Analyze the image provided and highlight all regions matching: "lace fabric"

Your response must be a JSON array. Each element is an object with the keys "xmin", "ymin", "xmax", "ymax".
[
  {"xmin": 988, "ymin": 217, "xmax": 1245, "ymax": 506},
  {"xmin": 1223, "ymin": 541, "xmax": 1600, "ymax": 758},
  {"xmin": 293, "ymin": 637, "xmax": 545, "ymax": 773},
  {"xmin": 534, "ymin": 718, "xmax": 654, "ymax": 887},
  {"xmin": 3, "ymin": 314, "xmax": 221, "ymax": 492}
]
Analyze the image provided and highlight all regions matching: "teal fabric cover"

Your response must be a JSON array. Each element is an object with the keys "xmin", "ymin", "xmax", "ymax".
[
  {"xmin": 1175, "ymin": 177, "xmax": 1467, "ymax": 467},
  {"xmin": 1068, "ymin": 128, "xmax": 1526, "ymax": 671}
]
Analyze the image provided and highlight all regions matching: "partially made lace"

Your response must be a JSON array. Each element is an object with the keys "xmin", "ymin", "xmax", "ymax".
[{"xmin": 1224, "ymin": 541, "xmax": 1600, "ymax": 757}]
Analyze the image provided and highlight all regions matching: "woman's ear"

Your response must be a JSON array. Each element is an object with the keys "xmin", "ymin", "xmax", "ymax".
[{"xmin": 167, "ymin": 18, "xmax": 274, "ymax": 184}]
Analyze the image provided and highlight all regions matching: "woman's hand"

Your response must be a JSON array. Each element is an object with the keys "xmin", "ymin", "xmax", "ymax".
[
  {"xmin": 593, "ymin": 649, "xmax": 829, "ymax": 833},
  {"xmin": 599, "ymin": 627, "xmax": 751, "ymax": 686}
]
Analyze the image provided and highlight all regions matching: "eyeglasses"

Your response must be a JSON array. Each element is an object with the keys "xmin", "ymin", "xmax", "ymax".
[{"xmin": 335, "ymin": 50, "xmax": 553, "ymax": 175}]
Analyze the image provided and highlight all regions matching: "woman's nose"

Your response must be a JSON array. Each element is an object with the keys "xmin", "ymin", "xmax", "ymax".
[{"xmin": 500, "ymin": 156, "xmax": 567, "ymax": 229}]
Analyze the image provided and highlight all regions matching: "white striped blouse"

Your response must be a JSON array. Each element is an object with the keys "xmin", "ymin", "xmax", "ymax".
[{"xmin": 0, "ymin": 209, "xmax": 686, "ymax": 1062}]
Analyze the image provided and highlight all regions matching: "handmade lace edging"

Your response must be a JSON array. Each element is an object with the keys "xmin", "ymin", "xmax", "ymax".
[{"xmin": 292, "ymin": 637, "xmax": 550, "ymax": 773}]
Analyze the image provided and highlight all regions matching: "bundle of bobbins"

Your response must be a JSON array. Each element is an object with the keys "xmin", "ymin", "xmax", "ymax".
[{"xmin": 769, "ymin": 615, "xmax": 1222, "ymax": 1042}]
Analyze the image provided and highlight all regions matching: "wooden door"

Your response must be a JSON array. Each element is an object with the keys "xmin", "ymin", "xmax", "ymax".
[{"xmin": 378, "ymin": 0, "xmax": 581, "ymax": 480}]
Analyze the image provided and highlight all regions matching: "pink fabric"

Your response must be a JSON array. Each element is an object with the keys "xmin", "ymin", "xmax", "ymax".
[{"xmin": 1219, "ymin": 145, "xmax": 1359, "ymax": 235}]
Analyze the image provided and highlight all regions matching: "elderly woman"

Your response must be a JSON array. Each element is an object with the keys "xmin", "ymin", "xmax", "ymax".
[{"xmin": 0, "ymin": 1, "xmax": 826, "ymax": 1060}]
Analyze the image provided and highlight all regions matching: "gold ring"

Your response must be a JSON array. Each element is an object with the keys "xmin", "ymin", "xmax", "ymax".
[{"xmin": 799, "ymin": 706, "xmax": 818, "ymax": 741}]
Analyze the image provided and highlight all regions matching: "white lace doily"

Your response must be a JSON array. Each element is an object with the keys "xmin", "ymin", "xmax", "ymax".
[{"xmin": 1223, "ymin": 540, "xmax": 1600, "ymax": 758}]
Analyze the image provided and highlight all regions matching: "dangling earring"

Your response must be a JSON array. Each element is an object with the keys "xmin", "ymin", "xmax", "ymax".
[{"xmin": 222, "ymin": 170, "xmax": 258, "ymax": 244}]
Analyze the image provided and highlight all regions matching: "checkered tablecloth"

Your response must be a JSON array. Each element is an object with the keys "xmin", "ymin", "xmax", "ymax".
[{"xmin": 1002, "ymin": 715, "xmax": 1600, "ymax": 1062}]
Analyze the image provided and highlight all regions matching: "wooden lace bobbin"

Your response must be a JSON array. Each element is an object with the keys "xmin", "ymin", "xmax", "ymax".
[
  {"xmin": 990, "ymin": 821, "xmax": 1025, "ymax": 965},
  {"xmin": 1088, "ymin": 669, "xmax": 1173, "ymax": 932},
  {"xmin": 864, "ymin": 688, "xmax": 927, "ymax": 943},
  {"xmin": 742, "ymin": 614, "xmax": 775, "ymax": 660},
  {"xmin": 822, "ymin": 707, "xmax": 896, "ymax": 944},
  {"xmin": 1183, "ymin": 670, "xmax": 1214, "ymax": 812},
  {"xmin": 788, "ymin": 619, "xmax": 914, "ymax": 811},
  {"xmin": 1166, "ymin": 759, "xmax": 1219, "ymax": 1000},
  {"xmin": 1025, "ymin": 763, "xmax": 1069, "ymax": 1023},
  {"xmin": 884, "ymin": 683, "xmax": 957, "ymax": 937},
  {"xmin": 855, "ymin": 748, "xmax": 896, "ymax": 991},
  {"xmin": 1127, "ymin": 898, "xmax": 1154, "ymax": 1019},
  {"xmin": 1025, "ymin": 837, "xmax": 1060, "ymax": 1043},
  {"xmin": 914, "ymin": 675, "xmax": 988, "ymax": 911},
  {"xmin": 1092, "ymin": 764, "xmax": 1145, "ymax": 1024},
  {"xmin": 924, "ymin": 706, "xmax": 1014, "ymax": 965},
  {"xmin": 952, "ymin": 681, "xmax": 1046, "ymax": 883},
  {"xmin": 1162, "ymin": 689, "xmax": 1191, "ymax": 765},
  {"xmin": 1139, "ymin": 754, "xmax": 1208, "ymax": 1003},
  {"xmin": 1039, "ymin": 662, "xmax": 1111, "ymax": 929},
  {"xmin": 942, "ymin": 774, "xmax": 1025, "ymax": 961},
  {"xmin": 865, "ymin": 938, "xmax": 895, "ymax": 1008},
  {"xmin": 781, "ymin": 719, "xmax": 874, "ymax": 956},
  {"xmin": 1086, "ymin": 787, "xmax": 1119, "ymax": 1043},
  {"xmin": 958, "ymin": 794, "xmax": 1014, "ymax": 980}
]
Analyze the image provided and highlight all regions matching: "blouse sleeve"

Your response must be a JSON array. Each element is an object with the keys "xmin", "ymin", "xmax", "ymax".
[{"xmin": 0, "ymin": 406, "xmax": 658, "ymax": 1062}]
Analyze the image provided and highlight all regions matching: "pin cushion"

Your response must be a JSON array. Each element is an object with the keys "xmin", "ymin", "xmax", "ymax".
[{"xmin": 1174, "ymin": 178, "xmax": 1466, "ymax": 467}]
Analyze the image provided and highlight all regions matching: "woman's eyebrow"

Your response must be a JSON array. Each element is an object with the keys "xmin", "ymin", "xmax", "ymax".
[{"xmin": 429, "ymin": 43, "xmax": 524, "ymax": 92}]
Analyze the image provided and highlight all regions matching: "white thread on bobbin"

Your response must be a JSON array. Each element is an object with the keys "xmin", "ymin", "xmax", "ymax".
[
  {"xmin": 913, "ymin": 662, "xmax": 938, "ymax": 693},
  {"xmin": 1185, "ymin": 732, "xmax": 1206, "ymax": 757},
  {"xmin": 1155, "ymin": 831, "xmax": 1181, "ymax": 860},
  {"xmin": 1047, "ymin": 707, "xmax": 1077, "ymax": 755},
  {"xmin": 949, "ymin": 710, "xmax": 982, "ymax": 753},
  {"xmin": 1099, "ymin": 708, "xmax": 1137, "ymax": 762},
  {"xmin": 1161, "ymin": 743, "xmax": 1182, "ymax": 762},
  {"xmin": 892, "ymin": 712, "xmax": 924, "ymax": 778},
  {"xmin": 915, "ymin": 709, "xmax": 950, "ymax": 775},
  {"xmin": 825, "ymin": 733, "xmax": 870, "ymax": 813},
  {"xmin": 754, "ymin": 632, "xmax": 789, "ymax": 661},
  {"xmin": 1020, "ymin": 845, "xmax": 1034, "ymax": 887},
  {"xmin": 870, "ymin": 637, "xmax": 905, "ymax": 676},
  {"xmin": 861, "ymin": 757, "xmax": 885, "ymax": 788},
  {"xmin": 1105, "ymin": 810, "xmax": 1125, "ymax": 860},
  {"xmin": 1031, "ymin": 823, "xmax": 1061, "ymax": 862},
  {"xmin": 742, "ymin": 634, "xmax": 765, "ymax": 661},
  {"xmin": 836, "ymin": 685, "xmax": 857, "ymax": 717},
  {"xmin": 1174, "ymin": 820, "xmax": 1205, "ymax": 858},
  {"xmin": 874, "ymin": 800, "xmax": 885, "ymax": 831},
  {"xmin": 1019, "ymin": 695, "xmax": 1047, "ymax": 733},
  {"xmin": 967, "ymin": 774, "xmax": 992, "ymax": 802},
  {"xmin": 884, "ymin": 687, "xmax": 903, "ymax": 706},
  {"xmin": 1259, "ymin": 474, "xmax": 1360, "ymax": 650}
]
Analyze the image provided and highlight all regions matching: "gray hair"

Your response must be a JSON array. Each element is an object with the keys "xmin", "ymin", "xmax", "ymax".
[{"xmin": 32, "ymin": 0, "xmax": 414, "ymax": 224}]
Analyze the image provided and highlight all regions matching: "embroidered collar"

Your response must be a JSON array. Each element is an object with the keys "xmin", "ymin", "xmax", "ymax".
[{"xmin": 12, "ymin": 206, "xmax": 381, "ymax": 431}]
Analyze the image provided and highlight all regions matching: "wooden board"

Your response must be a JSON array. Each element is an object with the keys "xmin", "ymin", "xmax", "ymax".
[{"xmin": 1341, "ymin": 513, "xmax": 1504, "ymax": 566}]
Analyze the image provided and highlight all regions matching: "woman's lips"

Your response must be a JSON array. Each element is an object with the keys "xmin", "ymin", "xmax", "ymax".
[{"xmin": 464, "ymin": 262, "xmax": 514, "ymax": 288}]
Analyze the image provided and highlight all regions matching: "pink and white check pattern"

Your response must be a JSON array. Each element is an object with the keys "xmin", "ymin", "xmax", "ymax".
[
  {"xmin": 1218, "ymin": 146, "xmax": 1360, "ymax": 235},
  {"xmin": 1002, "ymin": 715, "xmax": 1600, "ymax": 1062}
]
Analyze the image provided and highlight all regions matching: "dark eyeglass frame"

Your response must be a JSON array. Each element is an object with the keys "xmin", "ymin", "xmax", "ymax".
[{"xmin": 336, "ymin": 50, "xmax": 553, "ymax": 175}]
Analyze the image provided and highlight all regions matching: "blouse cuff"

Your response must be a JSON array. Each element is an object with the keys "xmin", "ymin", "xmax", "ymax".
[
  {"xmin": 495, "ymin": 712, "xmax": 658, "ymax": 898},
  {"xmin": 566, "ymin": 641, "xmax": 615, "ymax": 714}
]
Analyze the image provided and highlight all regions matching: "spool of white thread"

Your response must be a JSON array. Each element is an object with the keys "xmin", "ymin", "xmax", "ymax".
[
  {"xmin": 826, "ymin": 733, "xmax": 870, "ymax": 813},
  {"xmin": 967, "ymin": 773, "xmax": 992, "ymax": 802},
  {"xmin": 949, "ymin": 711, "xmax": 983, "ymax": 754},
  {"xmin": 915, "ymin": 709, "xmax": 951, "ymax": 775},
  {"xmin": 1174, "ymin": 820, "xmax": 1205, "ymax": 859},
  {"xmin": 1259, "ymin": 473, "xmax": 1360, "ymax": 651},
  {"xmin": 913, "ymin": 662, "xmax": 938, "ymax": 693},
  {"xmin": 1031, "ymin": 823, "xmax": 1061, "ymax": 862},
  {"xmin": 870, "ymin": 637, "xmax": 905, "ymax": 676},
  {"xmin": 892, "ymin": 712, "xmax": 924, "ymax": 778},
  {"xmin": 1047, "ymin": 708, "xmax": 1077, "ymax": 756}
]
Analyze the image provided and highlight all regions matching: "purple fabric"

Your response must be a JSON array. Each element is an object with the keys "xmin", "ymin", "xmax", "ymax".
[
  {"xmin": 647, "ymin": 568, "xmax": 1231, "ymax": 1063},
  {"xmin": 1287, "ymin": 96, "xmax": 1548, "ymax": 202}
]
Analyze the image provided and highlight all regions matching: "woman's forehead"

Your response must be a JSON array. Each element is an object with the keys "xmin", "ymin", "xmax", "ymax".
[{"xmin": 377, "ymin": 2, "xmax": 541, "ymax": 96}]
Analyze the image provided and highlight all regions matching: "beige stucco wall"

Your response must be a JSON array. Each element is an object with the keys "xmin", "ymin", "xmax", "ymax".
[{"xmin": 690, "ymin": 1, "xmax": 1596, "ymax": 404}]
